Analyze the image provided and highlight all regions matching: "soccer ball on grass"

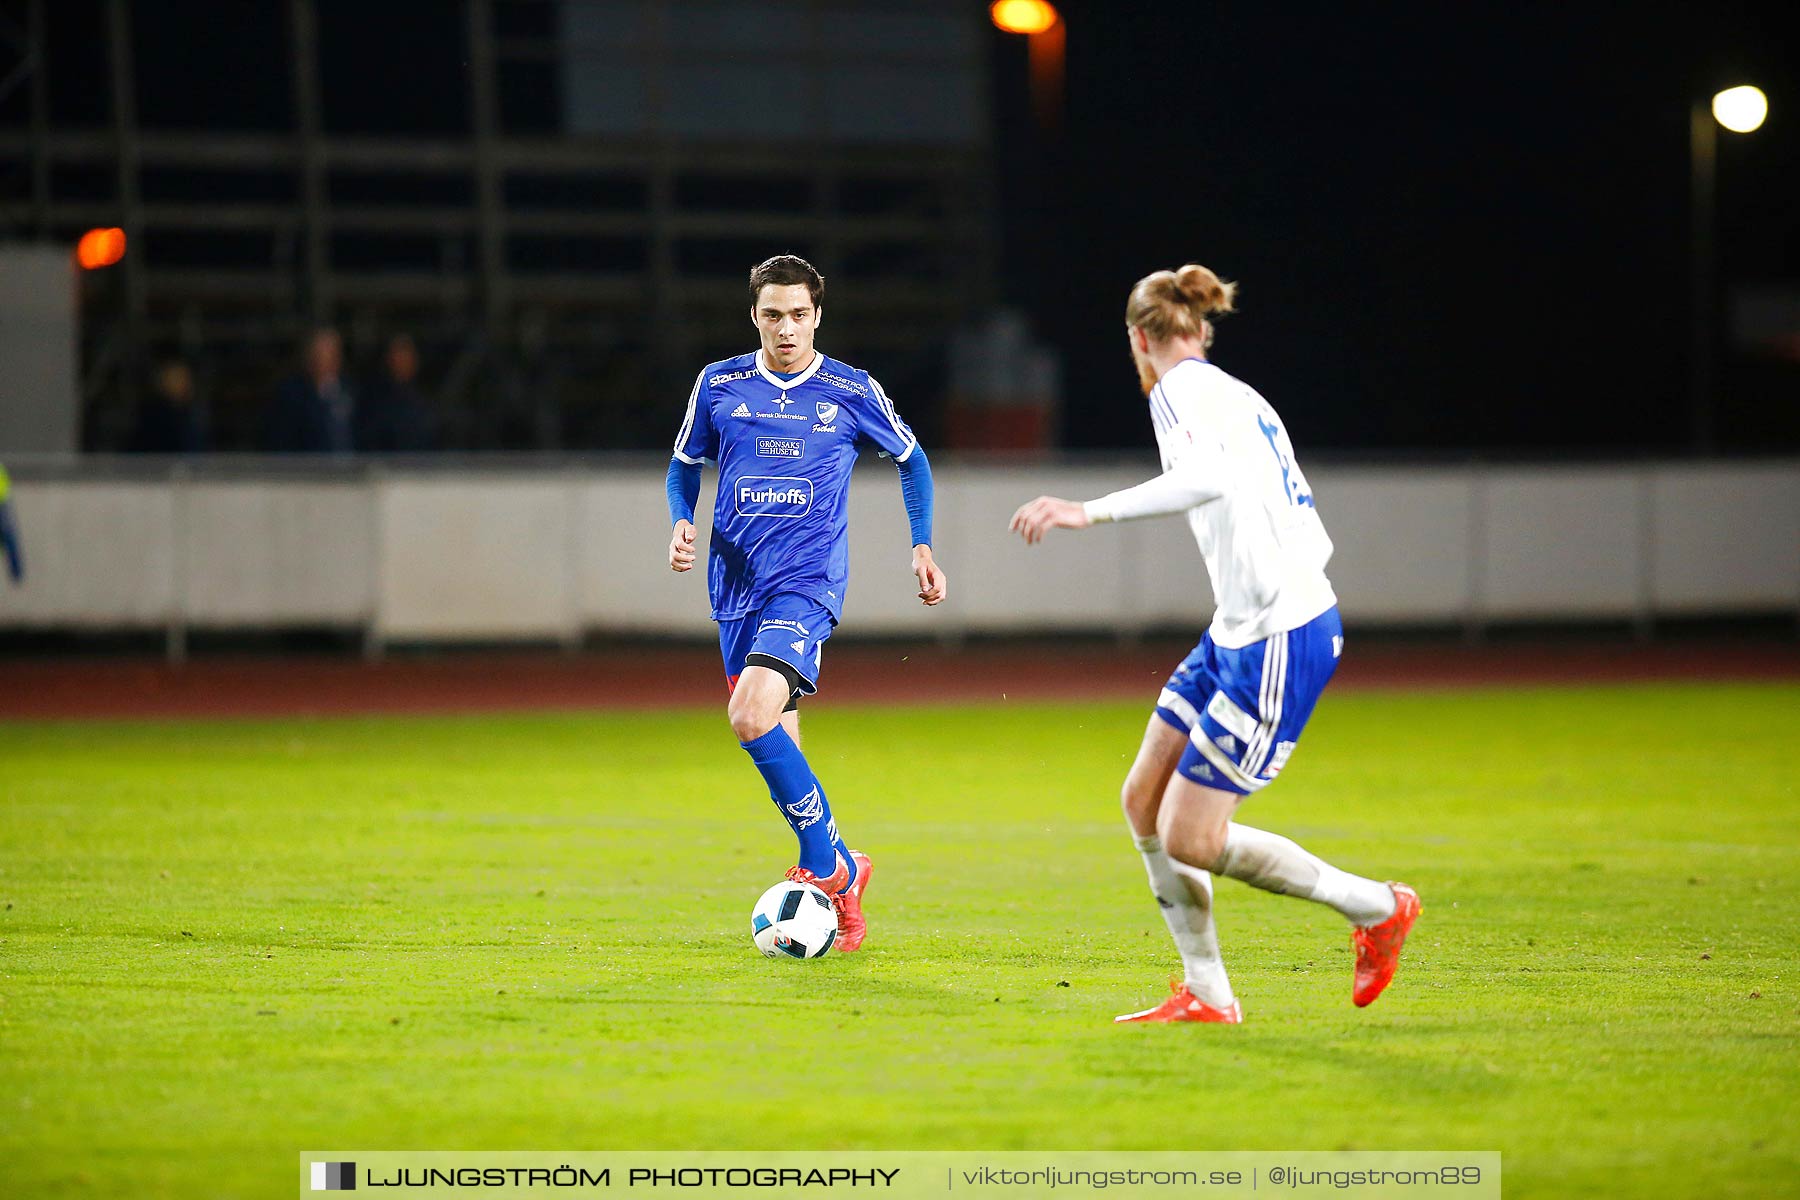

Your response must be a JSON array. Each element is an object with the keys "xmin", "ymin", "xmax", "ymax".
[{"xmin": 751, "ymin": 879, "xmax": 838, "ymax": 959}]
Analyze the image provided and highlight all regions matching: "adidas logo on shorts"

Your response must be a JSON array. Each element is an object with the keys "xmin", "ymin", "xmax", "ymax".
[{"xmin": 790, "ymin": 639, "xmax": 806, "ymax": 654}]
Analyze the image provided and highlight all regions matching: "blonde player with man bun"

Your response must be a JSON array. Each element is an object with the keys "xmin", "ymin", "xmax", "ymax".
[{"xmin": 1010, "ymin": 263, "xmax": 1419, "ymax": 1024}]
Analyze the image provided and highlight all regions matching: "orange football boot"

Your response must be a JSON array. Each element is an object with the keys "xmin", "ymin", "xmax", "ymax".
[
  {"xmin": 1352, "ymin": 882, "xmax": 1421, "ymax": 1007},
  {"xmin": 784, "ymin": 851, "xmax": 849, "ymax": 898},
  {"xmin": 1114, "ymin": 978, "xmax": 1242, "ymax": 1024},
  {"xmin": 831, "ymin": 850, "xmax": 873, "ymax": 952}
]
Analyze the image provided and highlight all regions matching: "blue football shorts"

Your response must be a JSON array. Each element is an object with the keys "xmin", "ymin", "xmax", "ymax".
[
  {"xmin": 1153, "ymin": 605, "xmax": 1344, "ymax": 795},
  {"xmin": 718, "ymin": 592, "xmax": 835, "ymax": 701}
]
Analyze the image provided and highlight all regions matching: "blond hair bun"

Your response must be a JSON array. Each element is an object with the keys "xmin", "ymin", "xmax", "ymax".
[
  {"xmin": 1172, "ymin": 263, "xmax": 1237, "ymax": 316},
  {"xmin": 1125, "ymin": 262, "xmax": 1238, "ymax": 348}
]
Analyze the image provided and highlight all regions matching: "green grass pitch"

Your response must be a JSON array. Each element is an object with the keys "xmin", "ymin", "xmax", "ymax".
[{"xmin": 3, "ymin": 682, "xmax": 1797, "ymax": 1198}]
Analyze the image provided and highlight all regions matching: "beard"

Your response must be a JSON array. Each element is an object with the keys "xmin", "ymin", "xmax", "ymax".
[{"xmin": 1132, "ymin": 349, "xmax": 1158, "ymax": 397}]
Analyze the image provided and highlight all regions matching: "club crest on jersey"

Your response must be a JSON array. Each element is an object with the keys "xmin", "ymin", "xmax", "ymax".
[{"xmin": 815, "ymin": 401, "xmax": 839, "ymax": 426}]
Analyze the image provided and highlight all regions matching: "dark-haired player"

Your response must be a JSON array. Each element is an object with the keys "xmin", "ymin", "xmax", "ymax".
[
  {"xmin": 1011, "ymin": 263, "xmax": 1418, "ymax": 1022},
  {"xmin": 667, "ymin": 255, "xmax": 946, "ymax": 952}
]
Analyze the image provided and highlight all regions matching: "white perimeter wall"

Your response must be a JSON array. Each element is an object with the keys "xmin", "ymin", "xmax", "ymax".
[{"xmin": 2, "ymin": 460, "xmax": 1796, "ymax": 643}]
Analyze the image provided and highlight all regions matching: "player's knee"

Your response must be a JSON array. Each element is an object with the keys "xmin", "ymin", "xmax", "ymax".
[
  {"xmin": 1159, "ymin": 806, "xmax": 1228, "ymax": 871},
  {"xmin": 728, "ymin": 696, "xmax": 778, "ymax": 743},
  {"xmin": 1196, "ymin": 825, "xmax": 1230, "ymax": 872},
  {"xmin": 1120, "ymin": 774, "xmax": 1158, "ymax": 830}
]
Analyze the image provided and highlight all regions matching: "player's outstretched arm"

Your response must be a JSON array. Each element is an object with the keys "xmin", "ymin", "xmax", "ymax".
[
  {"xmin": 665, "ymin": 455, "xmax": 701, "ymax": 573},
  {"xmin": 1009, "ymin": 496, "xmax": 1091, "ymax": 545},
  {"xmin": 1014, "ymin": 459, "xmax": 1221, "ymax": 544}
]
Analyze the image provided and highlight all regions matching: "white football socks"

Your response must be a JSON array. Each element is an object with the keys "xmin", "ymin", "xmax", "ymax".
[
  {"xmin": 1212, "ymin": 822, "xmax": 1396, "ymax": 927},
  {"xmin": 1133, "ymin": 833, "xmax": 1235, "ymax": 1008}
]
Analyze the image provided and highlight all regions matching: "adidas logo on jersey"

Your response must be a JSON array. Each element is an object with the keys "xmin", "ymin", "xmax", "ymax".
[{"xmin": 730, "ymin": 403, "xmax": 752, "ymax": 418}]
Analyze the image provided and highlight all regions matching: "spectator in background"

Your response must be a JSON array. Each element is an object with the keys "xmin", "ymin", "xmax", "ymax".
[
  {"xmin": 356, "ymin": 333, "xmax": 433, "ymax": 452},
  {"xmin": 264, "ymin": 327, "xmax": 355, "ymax": 453},
  {"xmin": 128, "ymin": 357, "xmax": 208, "ymax": 454}
]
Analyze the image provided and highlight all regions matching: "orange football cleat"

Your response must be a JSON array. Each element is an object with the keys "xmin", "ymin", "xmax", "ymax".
[
  {"xmin": 1352, "ymin": 882, "xmax": 1421, "ymax": 1007},
  {"xmin": 1114, "ymin": 978, "xmax": 1242, "ymax": 1024},
  {"xmin": 831, "ymin": 850, "xmax": 873, "ymax": 952},
  {"xmin": 785, "ymin": 851, "xmax": 849, "ymax": 899}
]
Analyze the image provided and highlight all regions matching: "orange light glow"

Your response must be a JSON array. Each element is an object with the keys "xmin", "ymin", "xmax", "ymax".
[
  {"xmin": 76, "ymin": 227, "xmax": 127, "ymax": 270},
  {"xmin": 990, "ymin": 0, "xmax": 1059, "ymax": 36}
]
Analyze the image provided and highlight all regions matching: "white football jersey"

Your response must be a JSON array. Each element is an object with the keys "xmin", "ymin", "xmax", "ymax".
[{"xmin": 1100, "ymin": 358, "xmax": 1337, "ymax": 648}]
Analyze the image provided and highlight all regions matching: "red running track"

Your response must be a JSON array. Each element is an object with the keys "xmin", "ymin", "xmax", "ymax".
[{"xmin": 2, "ymin": 637, "xmax": 1796, "ymax": 721}]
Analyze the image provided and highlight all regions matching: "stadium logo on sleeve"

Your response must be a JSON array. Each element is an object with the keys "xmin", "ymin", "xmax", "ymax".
[
  {"xmin": 310, "ymin": 1162, "xmax": 356, "ymax": 1191},
  {"xmin": 755, "ymin": 437, "xmax": 805, "ymax": 459},
  {"xmin": 736, "ymin": 476, "xmax": 813, "ymax": 519}
]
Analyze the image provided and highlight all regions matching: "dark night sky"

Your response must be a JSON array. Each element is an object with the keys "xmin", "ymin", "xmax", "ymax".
[
  {"xmin": 995, "ymin": 1, "xmax": 1800, "ymax": 454},
  {"xmin": 13, "ymin": 1, "xmax": 1800, "ymax": 455}
]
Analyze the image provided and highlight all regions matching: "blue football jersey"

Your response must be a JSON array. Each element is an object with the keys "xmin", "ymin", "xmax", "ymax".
[{"xmin": 672, "ymin": 350, "xmax": 917, "ymax": 622}]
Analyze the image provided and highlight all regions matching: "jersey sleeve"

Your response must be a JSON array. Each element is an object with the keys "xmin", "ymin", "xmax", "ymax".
[
  {"xmin": 851, "ymin": 375, "xmax": 919, "ymax": 462},
  {"xmin": 1083, "ymin": 464, "xmax": 1221, "ymax": 523},
  {"xmin": 894, "ymin": 446, "xmax": 934, "ymax": 547},
  {"xmin": 671, "ymin": 369, "xmax": 715, "ymax": 465}
]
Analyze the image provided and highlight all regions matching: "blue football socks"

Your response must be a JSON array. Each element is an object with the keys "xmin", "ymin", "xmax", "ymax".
[{"xmin": 741, "ymin": 725, "xmax": 855, "ymax": 888}]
